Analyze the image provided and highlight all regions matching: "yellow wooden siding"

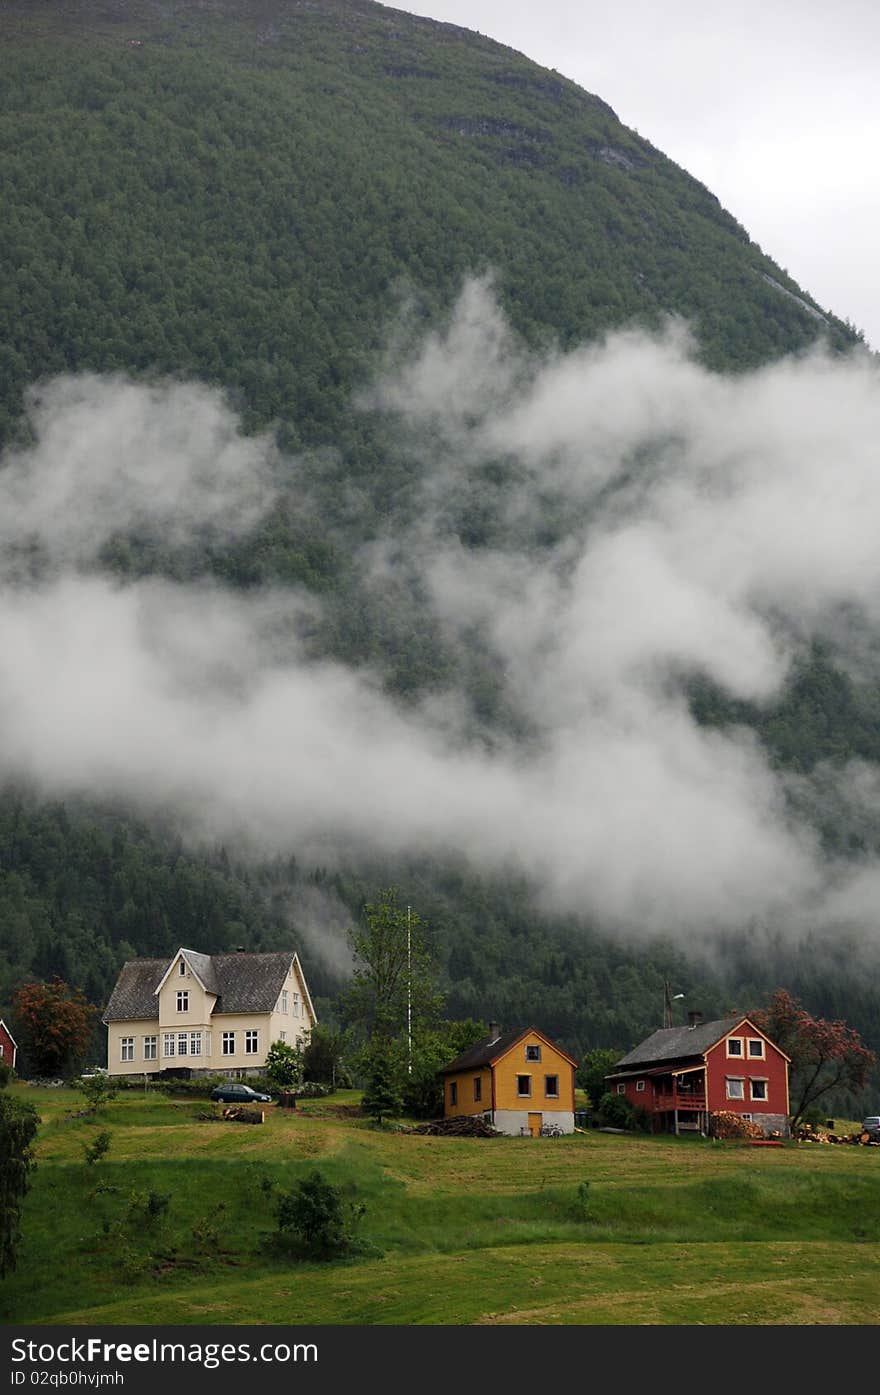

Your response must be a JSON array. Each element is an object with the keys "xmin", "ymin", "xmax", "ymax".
[
  {"xmin": 444, "ymin": 1066, "xmax": 492, "ymax": 1116},
  {"xmin": 493, "ymin": 1036, "xmax": 574, "ymax": 1113}
]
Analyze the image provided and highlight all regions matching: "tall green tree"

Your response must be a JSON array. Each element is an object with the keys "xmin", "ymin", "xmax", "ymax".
[
  {"xmin": 0, "ymin": 1095, "xmax": 39, "ymax": 1276},
  {"xmin": 341, "ymin": 888, "xmax": 443, "ymax": 1050}
]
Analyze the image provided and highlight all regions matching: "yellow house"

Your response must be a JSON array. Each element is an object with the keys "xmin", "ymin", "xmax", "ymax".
[
  {"xmin": 441, "ymin": 1023, "xmax": 577, "ymax": 1136},
  {"xmin": 103, "ymin": 947, "xmax": 316, "ymax": 1078}
]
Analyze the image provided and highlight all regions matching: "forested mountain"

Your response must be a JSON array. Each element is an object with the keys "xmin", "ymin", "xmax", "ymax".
[{"xmin": 1, "ymin": 0, "xmax": 879, "ymax": 1093}]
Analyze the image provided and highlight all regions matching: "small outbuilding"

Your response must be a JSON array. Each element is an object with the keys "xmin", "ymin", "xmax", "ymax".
[{"xmin": 441, "ymin": 1022, "xmax": 577, "ymax": 1136}]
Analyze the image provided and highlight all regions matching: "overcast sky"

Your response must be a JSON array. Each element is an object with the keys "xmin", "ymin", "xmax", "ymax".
[{"xmin": 396, "ymin": 0, "xmax": 880, "ymax": 350}]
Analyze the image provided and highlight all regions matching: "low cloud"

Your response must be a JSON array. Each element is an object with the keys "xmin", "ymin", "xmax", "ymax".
[{"xmin": 3, "ymin": 286, "xmax": 880, "ymax": 945}]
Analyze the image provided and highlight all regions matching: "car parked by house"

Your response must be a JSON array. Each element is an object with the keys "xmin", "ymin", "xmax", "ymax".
[
  {"xmin": 862, "ymin": 1116, "xmax": 880, "ymax": 1138},
  {"xmin": 210, "ymin": 1083, "xmax": 272, "ymax": 1104}
]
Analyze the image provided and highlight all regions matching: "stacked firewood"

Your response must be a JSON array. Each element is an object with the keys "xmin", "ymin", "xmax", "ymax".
[
  {"xmin": 222, "ymin": 1106, "xmax": 264, "ymax": 1125},
  {"xmin": 709, "ymin": 1111, "xmax": 764, "ymax": 1140},
  {"xmin": 411, "ymin": 1116, "xmax": 500, "ymax": 1137}
]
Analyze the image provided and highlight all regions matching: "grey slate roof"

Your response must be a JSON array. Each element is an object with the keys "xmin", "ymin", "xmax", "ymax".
[
  {"xmin": 103, "ymin": 949, "xmax": 296, "ymax": 1022},
  {"xmin": 611, "ymin": 1016, "xmax": 742, "ymax": 1071}
]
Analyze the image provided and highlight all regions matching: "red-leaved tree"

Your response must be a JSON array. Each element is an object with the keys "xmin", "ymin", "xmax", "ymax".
[
  {"xmin": 753, "ymin": 988, "xmax": 875, "ymax": 1130},
  {"xmin": 12, "ymin": 977, "xmax": 97, "ymax": 1078}
]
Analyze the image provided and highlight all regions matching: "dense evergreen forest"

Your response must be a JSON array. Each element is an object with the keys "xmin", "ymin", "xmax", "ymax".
[{"xmin": 1, "ymin": 0, "xmax": 878, "ymax": 1096}]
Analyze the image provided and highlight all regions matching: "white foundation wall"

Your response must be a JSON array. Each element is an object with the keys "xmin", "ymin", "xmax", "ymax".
[{"xmin": 492, "ymin": 1110, "xmax": 575, "ymax": 1136}]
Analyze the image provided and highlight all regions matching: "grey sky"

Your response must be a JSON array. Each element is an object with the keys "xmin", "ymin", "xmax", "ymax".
[{"xmin": 394, "ymin": 0, "xmax": 880, "ymax": 349}]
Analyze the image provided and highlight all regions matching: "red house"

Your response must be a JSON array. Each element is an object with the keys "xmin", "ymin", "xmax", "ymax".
[
  {"xmin": 0, "ymin": 1018, "xmax": 18, "ymax": 1073},
  {"xmin": 605, "ymin": 1012, "xmax": 790, "ymax": 1137}
]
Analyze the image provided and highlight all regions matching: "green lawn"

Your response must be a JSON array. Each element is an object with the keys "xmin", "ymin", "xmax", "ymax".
[{"xmin": 3, "ymin": 1085, "xmax": 879, "ymax": 1325}]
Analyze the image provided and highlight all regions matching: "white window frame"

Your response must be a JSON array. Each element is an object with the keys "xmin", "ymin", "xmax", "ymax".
[
  {"xmin": 636, "ymin": 1080, "xmax": 646, "ymax": 1092},
  {"xmin": 120, "ymin": 1037, "xmax": 134, "ymax": 1063},
  {"xmin": 750, "ymin": 1078, "xmax": 769, "ymax": 1101},
  {"xmin": 516, "ymin": 1074, "xmax": 532, "ymax": 1098},
  {"xmin": 178, "ymin": 959, "xmax": 186, "ymax": 976},
  {"xmin": 143, "ymin": 1036, "xmax": 157, "ymax": 1061},
  {"xmin": 245, "ymin": 1030, "xmax": 259, "ymax": 1055},
  {"xmin": 189, "ymin": 1032, "xmax": 202, "ymax": 1057},
  {"xmin": 742, "ymin": 1112, "xmax": 753, "ymax": 1122},
  {"xmin": 292, "ymin": 992, "xmax": 300, "ymax": 1017},
  {"xmin": 747, "ymin": 1038, "xmax": 765, "ymax": 1059},
  {"xmin": 177, "ymin": 990, "xmax": 189, "ymax": 1013},
  {"xmin": 163, "ymin": 1033, "xmax": 176, "ymax": 1058},
  {"xmin": 726, "ymin": 1037, "xmax": 744, "ymax": 1058},
  {"xmin": 726, "ymin": 1077, "xmax": 745, "ymax": 1100},
  {"xmin": 544, "ymin": 1074, "xmax": 559, "ymax": 1099},
  {"xmin": 177, "ymin": 1032, "xmax": 188, "ymax": 1057},
  {"xmin": 222, "ymin": 1031, "xmax": 235, "ymax": 1056},
  {"xmin": 525, "ymin": 1044, "xmax": 542, "ymax": 1062},
  {"xmin": 279, "ymin": 1031, "xmax": 287, "ymax": 1042},
  {"xmin": 281, "ymin": 989, "xmax": 288, "ymax": 1014},
  {"xmin": 617, "ymin": 1083, "xmax": 626, "ymax": 1095}
]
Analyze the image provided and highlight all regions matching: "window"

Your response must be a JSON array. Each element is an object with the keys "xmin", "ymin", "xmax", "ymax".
[
  {"xmin": 617, "ymin": 1084, "xmax": 626, "ymax": 1095},
  {"xmin": 178, "ymin": 959, "xmax": 186, "ymax": 976},
  {"xmin": 163, "ymin": 1033, "xmax": 176, "ymax": 1058},
  {"xmin": 473, "ymin": 1077, "xmax": 482, "ymax": 1102},
  {"xmin": 449, "ymin": 1081, "xmax": 458, "ymax": 1106},
  {"xmin": 742, "ymin": 1113, "xmax": 752, "ymax": 1122},
  {"xmin": 516, "ymin": 1075, "xmax": 531, "ymax": 1097},
  {"xmin": 189, "ymin": 1032, "xmax": 202, "ymax": 1057},
  {"xmin": 545, "ymin": 1075, "xmax": 559, "ymax": 1098},
  {"xmin": 292, "ymin": 992, "xmax": 300, "ymax": 1017},
  {"xmin": 245, "ymin": 1030, "xmax": 259, "ymax": 1055},
  {"xmin": 222, "ymin": 1032, "xmax": 235, "ymax": 1056},
  {"xmin": 177, "ymin": 1032, "xmax": 188, "ymax": 1056},
  {"xmin": 279, "ymin": 1031, "xmax": 287, "ymax": 1042},
  {"xmin": 726, "ymin": 1037, "xmax": 743, "ymax": 1057},
  {"xmin": 525, "ymin": 1044, "xmax": 542, "ymax": 1062},
  {"xmin": 750, "ymin": 1079, "xmax": 768, "ymax": 1101},
  {"xmin": 176, "ymin": 991, "xmax": 189, "ymax": 1013},
  {"xmin": 0, "ymin": 1045, "xmax": 4, "ymax": 1058},
  {"xmin": 281, "ymin": 989, "xmax": 288, "ymax": 1014},
  {"xmin": 120, "ymin": 1037, "xmax": 134, "ymax": 1063},
  {"xmin": 636, "ymin": 1080, "xmax": 646, "ymax": 1092},
  {"xmin": 726, "ymin": 1078, "xmax": 745, "ymax": 1100},
  {"xmin": 747, "ymin": 1038, "xmax": 765, "ymax": 1058},
  {"xmin": 144, "ymin": 1036, "xmax": 157, "ymax": 1061}
]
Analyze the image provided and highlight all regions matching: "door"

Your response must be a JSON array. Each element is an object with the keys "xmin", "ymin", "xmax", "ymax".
[{"xmin": 528, "ymin": 1112, "xmax": 542, "ymax": 1137}]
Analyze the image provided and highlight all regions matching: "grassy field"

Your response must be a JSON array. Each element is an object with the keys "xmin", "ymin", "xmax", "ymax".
[{"xmin": 2, "ymin": 1084, "xmax": 879, "ymax": 1325}]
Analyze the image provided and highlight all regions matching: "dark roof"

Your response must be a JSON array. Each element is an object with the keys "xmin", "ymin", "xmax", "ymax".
[
  {"xmin": 611, "ymin": 1016, "xmax": 742, "ymax": 1070},
  {"xmin": 103, "ymin": 950, "xmax": 297, "ymax": 1021},
  {"xmin": 441, "ymin": 1026, "xmax": 577, "ymax": 1075}
]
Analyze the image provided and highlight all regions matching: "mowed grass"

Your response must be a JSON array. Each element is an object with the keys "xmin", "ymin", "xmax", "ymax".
[{"xmin": 2, "ymin": 1085, "xmax": 879, "ymax": 1325}]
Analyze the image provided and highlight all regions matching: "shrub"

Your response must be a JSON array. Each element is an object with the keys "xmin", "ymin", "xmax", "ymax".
[
  {"xmin": 0, "ymin": 1062, "xmax": 12, "ymax": 1089},
  {"xmin": 75, "ymin": 1075, "xmax": 119, "ymax": 1114},
  {"xmin": 274, "ymin": 1170, "xmax": 366, "ymax": 1259},
  {"xmin": 82, "ymin": 1131, "xmax": 112, "ymax": 1166},
  {"xmin": 595, "ymin": 1091, "xmax": 636, "ymax": 1130}
]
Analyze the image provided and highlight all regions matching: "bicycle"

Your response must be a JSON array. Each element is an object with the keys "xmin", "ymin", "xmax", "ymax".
[{"xmin": 540, "ymin": 1121, "xmax": 563, "ymax": 1137}]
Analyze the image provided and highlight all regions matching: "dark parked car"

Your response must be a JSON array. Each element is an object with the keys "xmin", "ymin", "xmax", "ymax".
[{"xmin": 210, "ymin": 1083, "xmax": 271, "ymax": 1104}]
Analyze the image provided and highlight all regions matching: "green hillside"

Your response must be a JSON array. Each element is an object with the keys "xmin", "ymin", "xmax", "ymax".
[
  {"xmin": 0, "ymin": 0, "xmax": 878, "ymax": 1083},
  {"xmin": 3, "ymin": 1085, "xmax": 879, "ymax": 1325}
]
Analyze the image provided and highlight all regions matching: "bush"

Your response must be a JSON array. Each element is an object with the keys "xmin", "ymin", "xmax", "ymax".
[
  {"xmin": 595, "ymin": 1091, "xmax": 636, "ymax": 1130},
  {"xmin": 274, "ymin": 1170, "xmax": 366, "ymax": 1259},
  {"xmin": 82, "ymin": 1131, "xmax": 112, "ymax": 1166},
  {"xmin": 0, "ymin": 1062, "xmax": 12, "ymax": 1089}
]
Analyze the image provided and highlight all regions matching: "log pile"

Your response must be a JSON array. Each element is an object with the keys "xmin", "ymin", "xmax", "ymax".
[
  {"xmin": 222, "ymin": 1106, "xmax": 264, "ymax": 1125},
  {"xmin": 797, "ymin": 1124, "xmax": 880, "ymax": 1145},
  {"xmin": 709, "ymin": 1111, "xmax": 764, "ymax": 1140},
  {"xmin": 411, "ymin": 1116, "xmax": 500, "ymax": 1137}
]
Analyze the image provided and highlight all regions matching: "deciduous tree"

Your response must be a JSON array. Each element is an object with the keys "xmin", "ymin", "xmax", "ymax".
[
  {"xmin": 0, "ymin": 1095, "xmax": 38, "ymax": 1276},
  {"xmin": 13, "ymin": 977, "xmax": 96, "ymax": 1078},
  {"xmin": 753, "ymin": 988, "xmax": 875, "ymax": 1130}
]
